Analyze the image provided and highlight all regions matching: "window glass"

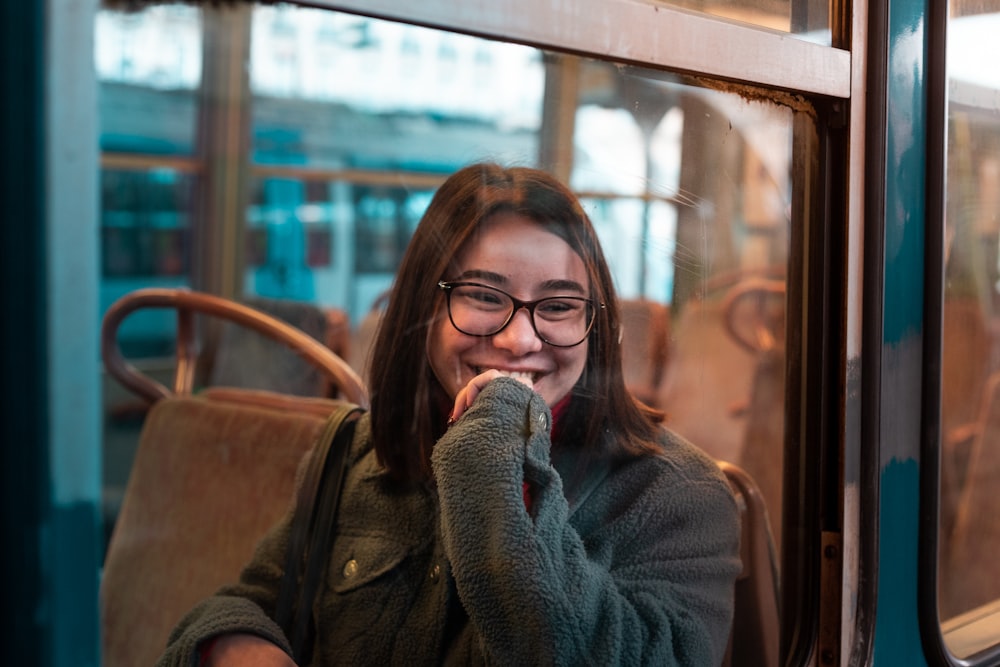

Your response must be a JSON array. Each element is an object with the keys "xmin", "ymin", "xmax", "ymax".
[
  {"xmin": 97, "ymin": 4, "xmax": 797, "ymax": 658},
  {"xmin": 248, "ymin": 6, "xmax": 543, "ymax": 171},
  {"xmin": 939, "ymin": 6, "xmax": 1000, "ymax": 659},
  {"xmin": 96, "ymin": 5, "xmax": 201, "ymax": 153},
  {"xmin": 96, "ymin": 5, "xmax": 201, "ymax": 345},
  {"xmin": 100, "ymin": 168, "xmax": 194, "ymax": 355}
]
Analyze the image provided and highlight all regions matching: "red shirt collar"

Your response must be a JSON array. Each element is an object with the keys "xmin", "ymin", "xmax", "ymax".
[{"xmin": 549, "ymin": 393, "xmax": 572, "ymax": 444}]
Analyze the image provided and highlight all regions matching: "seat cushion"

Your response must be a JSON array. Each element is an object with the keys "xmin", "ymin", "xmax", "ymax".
[{"xmin": 100, "ymin": 392, "xmax": 341, "ymax": 667}]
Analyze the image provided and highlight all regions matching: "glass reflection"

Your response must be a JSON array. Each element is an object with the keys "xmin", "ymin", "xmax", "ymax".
[{"xmin": 939, "ymin": 7, "xmax": 1000, "ymax": 657}]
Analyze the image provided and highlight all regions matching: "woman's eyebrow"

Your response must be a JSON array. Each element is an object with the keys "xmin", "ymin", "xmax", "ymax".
[
  {"xmin": 458, "ymin": 269, "xmax": 587, "ymax": 294},
  {"xmin": 539, "ymin": 279, "xmax": 587, "ymax": 294},
  {"xmin": 454, "ymin": 270, "xmax": 587, "ymax": 295},
  {"xmin": 455, "ymin": 269, "xmax": 507, "ymax": 284}
]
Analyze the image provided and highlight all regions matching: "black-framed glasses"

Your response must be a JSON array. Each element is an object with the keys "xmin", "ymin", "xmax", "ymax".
[{"xmin": 437, "ymin": 280, "xmax": 602, "ymax": 347}]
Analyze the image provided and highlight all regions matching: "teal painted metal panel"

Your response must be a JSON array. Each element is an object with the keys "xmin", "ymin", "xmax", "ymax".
[
  {"xmin": 882, "ymin": 0, "xmax": 927, "ymax": 346},
  {"xmin": 874, "ymin": 460, "xmax": 926, "ymax": 665},
  {"xmin": 46, "ymin": 0, "xmax": 102, "ymax": 664},
  {"xmin": 50, "ymin": 502, "xmax": 102, "ymax": 667},
  {"xmin": 872, "ymin": 0, "xmax": 929, "ymax": 662}
]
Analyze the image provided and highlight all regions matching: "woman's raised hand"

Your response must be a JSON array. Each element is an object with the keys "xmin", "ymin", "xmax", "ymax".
[{"xmin": 449, "ymin": 369, "xmax": 534, "ymax": 424}]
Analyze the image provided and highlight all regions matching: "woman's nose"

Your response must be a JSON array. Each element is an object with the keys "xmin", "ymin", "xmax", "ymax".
[{"xmin": 492, "ymin": 307, "xmax": 543, "ymax": 354}]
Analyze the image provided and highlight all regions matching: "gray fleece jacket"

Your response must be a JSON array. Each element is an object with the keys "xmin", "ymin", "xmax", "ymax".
[{"xmin": 158, "ymin": 378, "xmax": 741, "ymax": 666}]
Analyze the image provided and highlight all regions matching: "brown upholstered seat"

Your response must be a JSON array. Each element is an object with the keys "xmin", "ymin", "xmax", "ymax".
[
  {"xmin": 619, "ymin": 298, "xmax": 671, "ymax": 407},
  {"xmin": 100, "ymin": 390, "xmax": 343, "ymax": 667},
  {"xmin": 659, "ymin": 277, "xmax": 785, "ymax": 469},
  {"xmin": 718, "ymin": 460, "xmax": 781, "ymax": 667},
  {"xmin": 939, "ymin": 298, "xmax": 995, "ymax": 554},
  {"xmin": 941, "ymin": 371, "xmax": 1000, "ymax": 620},
  {"xmin": 658, "ymin": 298, "xmax": 756, "ymax": 464},
  {"xmin": 100, "ymin": 288, "xmax": 368, "ymax": 666}
]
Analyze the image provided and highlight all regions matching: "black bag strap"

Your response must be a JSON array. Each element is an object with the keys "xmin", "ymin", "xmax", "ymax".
[{"xmin": 275, "ymin": 403, "xmax": 364, "ymax": 665}]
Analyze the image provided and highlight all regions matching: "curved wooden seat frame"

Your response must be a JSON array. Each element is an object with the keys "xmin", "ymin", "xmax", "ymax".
[
  {"xmin": 721, "ymin": 277, "xmax": 786, "ymax": 355},
  {"xmin": 101, "ymin": 287, "xmax": 369, "ymax": 407}
]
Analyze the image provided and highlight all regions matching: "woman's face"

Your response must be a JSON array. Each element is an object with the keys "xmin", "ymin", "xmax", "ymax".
[{"xmin": 428, "ymin": 212, "xmax": 590, "ymax": 408}]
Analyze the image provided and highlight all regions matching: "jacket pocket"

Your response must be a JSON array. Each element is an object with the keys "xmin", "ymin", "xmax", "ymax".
[
  {"xmin": 314, "ymin": 533, "xmax": 424, "ymax": 665},
  {"xmin": 328, "ymin": 533, "xmax": 412, "ymax": 593}
]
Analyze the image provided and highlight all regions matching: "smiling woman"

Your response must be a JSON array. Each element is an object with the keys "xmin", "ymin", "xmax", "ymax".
[{"xmin": 156, "ymin": 162, "xmax": 743, "ymax": 666}]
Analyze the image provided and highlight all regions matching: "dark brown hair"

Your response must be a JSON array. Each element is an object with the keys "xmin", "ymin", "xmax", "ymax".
[{"xmin": 367, "ymin": 163, "xmax": 664, "ymax": 481}]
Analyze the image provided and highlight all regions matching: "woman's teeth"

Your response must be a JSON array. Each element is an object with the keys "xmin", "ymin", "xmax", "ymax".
[
  {"xmin": 499, "ymin": 370, "xmax": 534, "ymax": 382},
  {"xmin": 476, "ymin": 367, "xmax": 535, "ymax": 382}
]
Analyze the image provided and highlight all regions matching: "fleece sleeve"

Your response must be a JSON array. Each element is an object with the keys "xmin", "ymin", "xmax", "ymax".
[{"xmin": 430, "ymin": 377, "xmax": 742, "ymax": 667}]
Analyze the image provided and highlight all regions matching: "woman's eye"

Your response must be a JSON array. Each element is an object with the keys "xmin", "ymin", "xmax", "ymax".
[
  {"xmin": 459, "ymin": 288, "xmax": 505, "ymax": 307},
  {"xmin": 538, "ymin": 299, "xmax": 583, "ymax": 318}
]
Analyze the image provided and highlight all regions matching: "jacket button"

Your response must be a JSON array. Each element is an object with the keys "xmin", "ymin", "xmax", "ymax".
[
  {"xmin": 429, "ymin": 563, "xmax": 441, "ymax": 583},
  {"xmin": 343, "ymin": 559, "xmax": 359, "ymax": 579},
  {"xmin": 537, "ymin": 413, "xmax": 549, "ymax": 430}
]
